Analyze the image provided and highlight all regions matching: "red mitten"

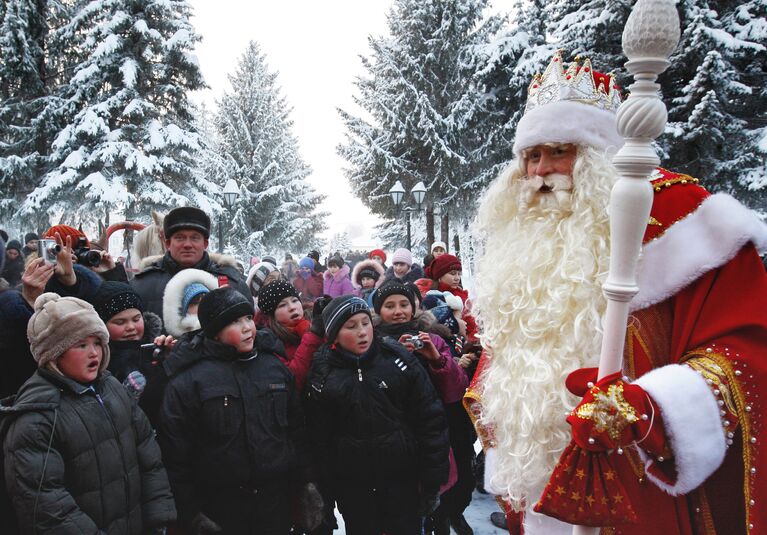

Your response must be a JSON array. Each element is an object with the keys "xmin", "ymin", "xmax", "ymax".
[{"xmin": 567, "ymin": 371, "xmax": 665, "ymax": 455}]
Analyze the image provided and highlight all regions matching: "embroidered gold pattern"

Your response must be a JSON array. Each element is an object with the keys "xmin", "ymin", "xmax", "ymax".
[
  {"xmin": 648, "ymin": 216, "xmax": 663, "ymax": 227},
  {"xmin": 576, "ymin": 383, "xmax": 639, "ymax": 441},
  {"xmin": 682, "ymin": 348, "xmax": 754, "ymax": 534}
]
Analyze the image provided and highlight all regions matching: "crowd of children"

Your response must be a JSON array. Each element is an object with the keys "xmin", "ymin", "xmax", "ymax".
[{"xmin": 0, "ymin": 237, "xmax": 484, "ymax": 535}]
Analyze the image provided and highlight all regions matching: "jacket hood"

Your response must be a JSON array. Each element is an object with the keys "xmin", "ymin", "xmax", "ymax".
[
  {"xmin": 0, "ymin": 368, "xmax": 111, "ymax": 431},
  {"xmin": 162, "ymin": 268, "xmax": 220, "ymax": 337},
  {"xmin": 351, "ymin": 259, "xmax": 386, "ymax": 289},
  {"xmin": 323, "ymin": 263, "xmax": 350, "ymax": 283}
]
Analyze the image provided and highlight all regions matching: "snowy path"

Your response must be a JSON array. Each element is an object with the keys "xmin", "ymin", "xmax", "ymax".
[{"xmin": 335, "ymin": 489, "xmax": 508, "ymax": 534}]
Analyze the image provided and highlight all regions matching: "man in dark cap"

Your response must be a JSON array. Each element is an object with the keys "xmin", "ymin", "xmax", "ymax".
[
  {"xmin": 21, "ymin": 232, "xmax": 39, "ymax": 257},
  {"xmin": 130, "ymin": 206, "xmax": 249, "ymax": 321}
]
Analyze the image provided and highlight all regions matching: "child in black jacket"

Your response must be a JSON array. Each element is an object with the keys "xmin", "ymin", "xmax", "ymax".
[
  {"xmin": 306, "ymin": 295, "xmax": 449, "ymax": 535},
  {"xmin": 160, "ymin": 287, "xmax": 316, "ymax": 535}
]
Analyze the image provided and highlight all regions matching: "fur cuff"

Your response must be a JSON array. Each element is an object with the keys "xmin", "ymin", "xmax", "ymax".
[
  {"xmin": 632, "ymin": 193, "xmax": 767, "ymax": 312},
  {"xmin": 634, "ymin": 364, "xmax": 726, "ymax": 495}
]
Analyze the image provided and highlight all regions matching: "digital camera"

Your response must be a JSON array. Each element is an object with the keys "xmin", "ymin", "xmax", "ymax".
[
  {"xmin": 37, "ymin": 239, "xmax": 61, "ymax": 265},
  {"xmin": 73, "ymin": 237, "xmax": 102, "ymax": 267},
  {"xmin": 405, "ymin": 335, "xmax": 424, "ymax": 350}
]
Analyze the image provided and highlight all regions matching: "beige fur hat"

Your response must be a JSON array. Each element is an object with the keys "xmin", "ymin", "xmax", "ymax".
[{"xmin": 27, "ymin": 293, "xmax": 111, "ymax": 370}]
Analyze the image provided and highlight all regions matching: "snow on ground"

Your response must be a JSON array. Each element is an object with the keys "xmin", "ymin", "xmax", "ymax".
[{"xmin": 335, "ymin": 490, "xmax": 507, "ymax": 534}]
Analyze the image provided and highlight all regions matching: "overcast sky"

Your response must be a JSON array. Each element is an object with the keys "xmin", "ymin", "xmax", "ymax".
[{"xmin": 188, "ymin": 1, "xmax": 511, "ymax": 248}]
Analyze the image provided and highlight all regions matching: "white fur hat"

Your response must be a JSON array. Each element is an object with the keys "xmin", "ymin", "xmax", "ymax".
[{"xmin": 163, "ymin": 269, "xmax": 219, "ymax": 337}]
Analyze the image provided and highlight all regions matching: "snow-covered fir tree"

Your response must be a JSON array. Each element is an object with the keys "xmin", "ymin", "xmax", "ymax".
[
  {"xmin": 0, "ymin": 0, "xmax": 58, "ymax": 232},
  {"xmin": 546, "ymin": 0, "xmax": 632, "ymax": 87},
  {"xmin": 660, "ymin": 1, "xmax": 766, "ymax": 208},
  {"xmin": 328, "ymin": 231, "xmax": 352, "ymax": 255},
  {"xmin": 213, "ymin": 41, "xmax": 326, "ymax": 259},
  {"xmin": 16, "ymin": 0, "xmax": 207, "ymax": 227},
  {"xmin": 471, "ymin": 0, "xmax": 551, "ymax": 166},
  {"xmin": 339, "ymin": 0, "xmax": 506, "ymax": 247}
]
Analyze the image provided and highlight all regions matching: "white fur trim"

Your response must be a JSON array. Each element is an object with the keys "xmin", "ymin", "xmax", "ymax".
[
  {"xmin": 512, "ymin": 101, "xmax": 624, "ymax": 156},
  {"xmin": 634, "ymin": 364, "xmax": 726, "ymax": 495},
  {"xmin": 442, "ymin": 292, "xmax": 464, "ymax": 312},
  {"xmin": 350, "ymin": 259, "xmax": 385, "ymax": 290},
  {"xmin": 632, "ymin": 193, "xmax": 767, "ymax": 312},
  {"xmin": 483, "ymin": 447, "xmax": 506, "ymax": 495},
  {"xmin": 162, "ymin": 269, "xmax": 219, "ymax": 337}
]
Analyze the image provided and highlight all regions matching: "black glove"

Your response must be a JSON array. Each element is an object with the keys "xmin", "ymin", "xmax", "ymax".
[
  {"xmin": 417, "ymin": 493, "xmax": 440, "ymax": 517},
  {"xmin": 189, "ymin": 512, "xmax": 222, "ymax": 534},
  {"xmin": 310, "ymin": 296, "xmax": 332, "ymax": 337}
]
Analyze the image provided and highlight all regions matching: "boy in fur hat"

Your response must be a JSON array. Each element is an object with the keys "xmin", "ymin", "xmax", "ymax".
[{"xmin": 0, "ymin": 293, "xmax": 175, "ymax": 534}]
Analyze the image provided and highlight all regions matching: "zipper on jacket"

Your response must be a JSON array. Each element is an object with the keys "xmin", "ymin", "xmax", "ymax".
[
  {"xmin": 91, "ymin": 385, "xmax": 133, "ymax": 529},
  {"xmin": 357, "ymin": 356, "xmax": 363, "ymax": 382}
]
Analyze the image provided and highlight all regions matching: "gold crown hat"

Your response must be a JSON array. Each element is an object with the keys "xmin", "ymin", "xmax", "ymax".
[{"xmin": 512, "ymin": 50, "xmax": 625, "ymax": 157}]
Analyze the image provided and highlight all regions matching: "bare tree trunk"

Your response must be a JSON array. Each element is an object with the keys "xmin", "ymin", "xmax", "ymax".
[
  {"xmin": 453, "ymin": 233, "xmax": 460, "ymax": 258},
  {"xmin": 426, "ymin": 205, "xmax": 435, "ymax": 250},
  {"xmin": 441, "ymin": 213, "xmax": 449, "ymax": 251}
]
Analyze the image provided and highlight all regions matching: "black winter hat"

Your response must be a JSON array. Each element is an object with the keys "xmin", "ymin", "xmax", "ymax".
[
  {"xmin": 163, "ymin": 207, "xmax": 211, "ymax": 239},
  {"xmin": 92, "ymin": 281, "xmax": 144, "ymax": 322},
  {"xmin": 262, "ymin": 255, "xmax": 278, "ymax": 266},
  {"xmin": 24, "ymin": 232, "xmax": 39, "ymax": 244},
  {"xmin": 322, "ymin": 295, "xmax": 371, "ymax": 344},
  {"xmin": 308, "ymin": 250, "xmax": 321, "ymax": 262},
  {"xmin": 258, "ymin": 280, "xmax": 299, "ymax": 317},
  {"xmin": 373, "ymin": 281, "xmax": 416, "ymax": 314},
  {"xmin": 198, "ymin": 287, "xmax": 254, "ymax": 338},
  {"xmin": 0, "ymin": 229, "xmax": 7, "ymax": 243},
  {"xmin": 6, "ymin": 240, "xmax": 23, "ymax": 253}
]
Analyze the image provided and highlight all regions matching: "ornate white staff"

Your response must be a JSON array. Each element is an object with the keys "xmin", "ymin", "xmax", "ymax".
[{"xmin": 572, "ymin": 1, "xmax": 680, "ymax": 534}]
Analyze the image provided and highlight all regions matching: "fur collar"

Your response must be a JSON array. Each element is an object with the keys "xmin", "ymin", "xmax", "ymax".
[{"xmin": 138, "ymin": 251, "xmax": 240, "ymax": 272}]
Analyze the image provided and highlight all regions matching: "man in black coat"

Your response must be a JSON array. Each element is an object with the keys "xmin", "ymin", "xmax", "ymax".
[{"xmin": 130, "ymin": 207, "xmax": 249, "ymax": 321}]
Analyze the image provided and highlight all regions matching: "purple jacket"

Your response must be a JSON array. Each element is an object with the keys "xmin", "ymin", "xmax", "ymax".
[
  {"xmin": 424, "ymin": 333, "xmax": 468, "ymax": 404},
  {"xmin": 323, "ymin": 263, "xmax": 355, "ymax": 298}
]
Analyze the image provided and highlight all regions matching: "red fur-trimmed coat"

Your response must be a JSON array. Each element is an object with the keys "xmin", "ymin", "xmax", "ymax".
[{"xmin": 466, "ymin": 169, "xmax": 767, "ymax": 535}]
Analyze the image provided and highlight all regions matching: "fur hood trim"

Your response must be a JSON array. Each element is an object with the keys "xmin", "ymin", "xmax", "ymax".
[
  {"xmin": 323, "ymin": 262, "xmax": 350, "ymax": 283},
  {"xmin": 351, "ymin": 259, "xmax": 386, "ymax": 289},
  {"xmin": 163, "ymin": 269, "xmax": 219, "ymax": 337}
]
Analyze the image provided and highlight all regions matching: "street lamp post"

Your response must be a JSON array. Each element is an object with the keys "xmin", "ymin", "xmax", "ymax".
[
  {"xmin": 389, "ymin": 180, "xmax": 427, "ymax": 250},
  {"xmin": 218, "ymin": 178, "xmax": 240, "ymax": 253}
]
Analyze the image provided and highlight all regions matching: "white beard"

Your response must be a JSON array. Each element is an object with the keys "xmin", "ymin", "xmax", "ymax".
[{"xmin": 472, "ymin": 148, "xmax": 616, "ymax": 511}]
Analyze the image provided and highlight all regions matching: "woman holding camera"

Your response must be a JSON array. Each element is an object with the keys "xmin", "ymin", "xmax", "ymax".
[
  {"xmin": 372, "ymin": 281, "xmax": 475, "ymax": 535},
  {"xmin": 372, "ymin": 281, "xmax": 467, "ymax": 403}
]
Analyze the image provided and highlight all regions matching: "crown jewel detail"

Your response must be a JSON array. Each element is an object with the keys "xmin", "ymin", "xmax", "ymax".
[{"xmin": 525, "ymin": 50, "xmax": 623, "ymax": 114}]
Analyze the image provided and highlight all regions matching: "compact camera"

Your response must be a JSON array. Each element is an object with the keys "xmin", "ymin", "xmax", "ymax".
[
  {"xmin": 73, "ymin": 237, "xmax": 102, "ymax": 267},
  {"xmin": 405, "ymin": 335, "xmax": 424, "ymax": 350},
  {"xmin": 37, "ymin": 239, "xmax": 61, "ymax": 265}
]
